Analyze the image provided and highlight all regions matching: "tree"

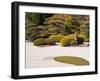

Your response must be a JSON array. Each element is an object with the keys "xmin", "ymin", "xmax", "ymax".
[
  {"xmin": 44, "ymin": 14, "xmax": 68, "ymax": 35},
  {"xmin": 25, "ymin": 12, "xmax": 52, "ymax": 41},
  {"xmin": 25, "ymin": 13, "xmax": 89, "ymax": 42}
]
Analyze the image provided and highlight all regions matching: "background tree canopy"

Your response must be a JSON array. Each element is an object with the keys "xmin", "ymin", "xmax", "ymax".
[{"xmin": 25, "ymin": 12, "xmax": 89, "ymax": 42}]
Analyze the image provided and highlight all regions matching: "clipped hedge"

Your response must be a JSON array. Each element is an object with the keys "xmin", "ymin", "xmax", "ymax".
[
  {"xmin": 34, "ymin": 38, "xmax": 56, "ymax": 46},
  {"xmin": 84, "ymin": 38, "xmax": 89, "ymax": 42},
  {"xmin": 50, "ymin": 34, "xmax": 64, "ymax": 42},
  {"xmin": 34, "ymin": 38, "xmax": 45, "ymax": 46},
  {"xmin": 70, "ymin": 40, "xmax": 76, "ymax": 46},
  {"xmin": 78, "ymin": 34, "xmax": 89, "ymax": 42},
  {"xmin": 61, "ymin": 34, "xmax": 75, "ymax": 47},
  {"xmin": 77, "ymin": 37, "xmax": 84, "ymax": 44},
  {"xmin": 77, "ymin": 34, "xmax": 86, "ymax": 44},
  {"xmin": 45, "ymin": 38, "xmax": 56, "ymax": 45}
]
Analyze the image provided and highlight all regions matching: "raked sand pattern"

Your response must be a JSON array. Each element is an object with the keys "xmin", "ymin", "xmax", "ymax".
[{"xmin": 25, "ymin": 42, "xmax": 89, "ymax": 68}]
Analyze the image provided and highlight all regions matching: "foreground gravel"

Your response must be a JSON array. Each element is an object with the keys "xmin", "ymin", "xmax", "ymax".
[{"xmin": 26, "ymin": 42, "xmax": 90, "ymax": 68}]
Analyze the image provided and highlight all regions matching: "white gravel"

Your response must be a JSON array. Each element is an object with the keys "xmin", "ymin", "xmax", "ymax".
[{"xmin": 25, "ymin": 42, "xmax": 90, "ymax": 68}]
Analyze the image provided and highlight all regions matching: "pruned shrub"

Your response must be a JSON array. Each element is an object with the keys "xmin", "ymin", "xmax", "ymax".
[
  {"xmin": 84, "ymin": 38, "xmax": 89, "ymax": 42},
  {"xmin": 45, "ymin": 38, "xmax": 56, "ymax": 45},
  {"xmin": 64, "ymin": 34, "xmax": 74, "ymax": 39},
  {"xmin": 50, "ymin": 34, "xmax": 64, "ymax": 42},
  {"xmin": 77, "ymin": 37, "xmax": 84, "ymax": 44},
  {"xmin": 61, "ymin": 34, "xmax": 75, "ymax": 47},
  {"xmin": 77, "ymin": 34, "xmax": 86, "ymax": 44},
  {"xmin": 70, "ymin": 40, "xmax": 76, "ymax": 46},
  {"xmin": 34, "ymin": 38, "xmax": 45, "ymax": 46},
  {"xmin": 77, "ymin": 34, "xmax": 89, "ymax": 42},
  {"xmin": 34, "ymin": 38, "xmax": 56, "ymax": 46},
  {"xmin": 78, "ymin": 34, "xmax": 86, "ymax": 39}
]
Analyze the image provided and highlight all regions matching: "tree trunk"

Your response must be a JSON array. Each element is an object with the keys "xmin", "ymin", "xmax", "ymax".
[{"xmin": 74, "ymin": 32, "xmax": 78, "ymax": 45}]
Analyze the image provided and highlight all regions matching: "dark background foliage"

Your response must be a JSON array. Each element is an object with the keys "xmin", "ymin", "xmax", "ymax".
[{"xmin": 25, "ymin": 12, "xmax": 89, "ymax": 42}]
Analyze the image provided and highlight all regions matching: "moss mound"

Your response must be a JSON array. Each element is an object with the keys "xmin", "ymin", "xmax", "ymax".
[{"xmin": 54, "ymin": 56, "xmax": 89, "ymax": 66}]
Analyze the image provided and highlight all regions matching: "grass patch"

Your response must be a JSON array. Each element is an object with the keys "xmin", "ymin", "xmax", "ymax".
[{"xmin": 54, "ymin": 56, "xmax": 89, "ymax": 66}]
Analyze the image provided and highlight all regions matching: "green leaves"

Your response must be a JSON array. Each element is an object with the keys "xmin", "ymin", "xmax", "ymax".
[{"xmin": 25, "ymin": 13, "xmax": 89, "ymax": 42}]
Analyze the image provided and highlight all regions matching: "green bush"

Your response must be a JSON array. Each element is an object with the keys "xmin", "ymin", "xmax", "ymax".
[
  {"xmin": 70, "ymin": 40, "xmax": 76, "ymax": 46},
  {"xmin": 78, "ymin": 34, "xmax": 89, "ymax": 42},
  {"xmin": 34, "ymin": 38, "xmax": 45, "ymax": 46},
  {"xmin": 34, "ymin": 38, "xmax": 56, "ymax": 46},
  {"xmin": 50, "ymin": 34, "xmax": 64, "ymax": 42},
  {"xmin": 77, "ymin": 34, "xmax": 86, "ymax": 44},
  {"xmin": 78, "ymin": 34, "xmax": 86, "ymax": 38},
  {"xmin": 64, "ymin": 34, "xmax": 74, "ymax": 38},
  {"xmin": 84, "ymin": 38, "xmax": 89, "ymax": 42},
  {"xmin": 61, "ymin": 34, "xmax": 75, "ymax": 47},
  {"xmin": 77, "ymin": 37, "xmax": 84, "ymax": 44},
  {"xmin": 45, "ymin": 38, "xmax": 56, "ymax": 45}
]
